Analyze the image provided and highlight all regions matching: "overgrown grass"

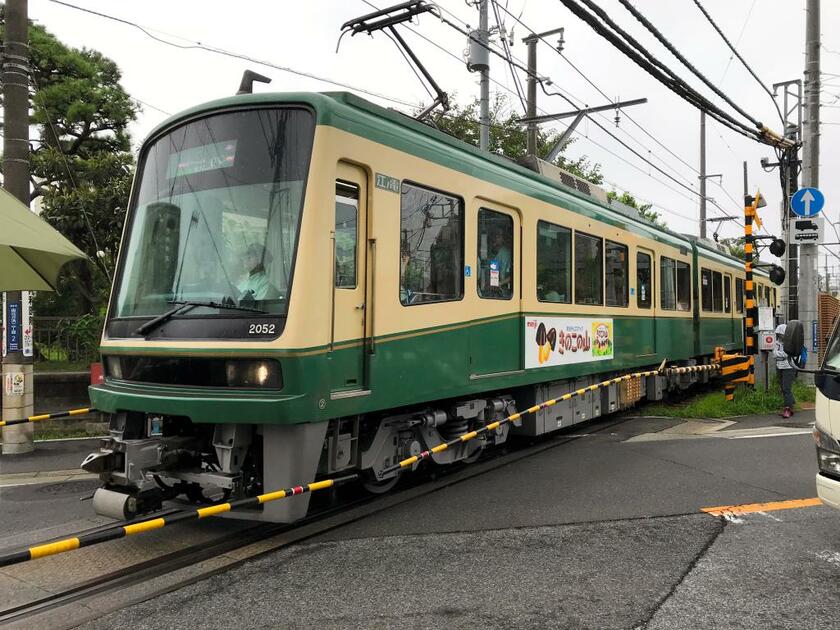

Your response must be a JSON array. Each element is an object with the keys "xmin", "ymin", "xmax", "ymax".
[
  {"xmin": 33, "ymin": 427, "xmax": 96, "ymax": 440},
  {"xmin": 34, "ymin": 360, "xmax": 90, "ymax": 372},
  {"xmin": 643, "ymin": 378, "xmax": 816, "ymax": 419}
]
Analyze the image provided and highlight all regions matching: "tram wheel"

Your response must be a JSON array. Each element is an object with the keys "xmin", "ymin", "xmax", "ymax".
[
  {"xmin": 186, "ymin": 483, "xmax": 232, "ymax": 504},
  {"xmin": 462, "ymin": 444, "xmax": 483, "ymax": 464},
  {"xmin": 361, "ymin": 472, "xmax": 400, "ymax": 494}
]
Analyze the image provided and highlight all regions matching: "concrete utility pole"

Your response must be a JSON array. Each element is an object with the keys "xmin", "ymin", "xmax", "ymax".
[
  {"xmin": 2, "ymin": 0, "xmax": 34, "ymax": 455},
  {"xmin": 800, "ymin": 0, "xmax": 820, "ymax": 374},
  {"xmin": 478, "ymin": 0, "xmax": 490, "ymax": 151},
  {"xmin": 522, "ymin": 27, "xmax": 566, "ymax": 157},
  {"xmin": 699, "ymin": 112, "xmax": 706, "ymax": 239},
  {"xmin": 525, "ymin": 33, "xmax": 538, "ymax": 157},
  {"xmin": 772, "ymin": 80, "xmax": 803, "ymax": 321}
]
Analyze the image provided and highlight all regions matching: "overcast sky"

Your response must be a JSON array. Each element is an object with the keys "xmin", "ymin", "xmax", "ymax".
[{"xmin": 29, "ymin": 0, "xmax": 840, "ymax": 268}]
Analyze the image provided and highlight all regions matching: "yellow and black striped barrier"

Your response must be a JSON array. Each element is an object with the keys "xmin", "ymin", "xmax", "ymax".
[
  {"xmin": 0, "ymin": 473, "xmax": 361, "ymax": 568},
  {"xmin": 0, "ymin": 407, "xmax": 97, "ymax": 428},
  {"xmin": 714, "ymin": 347, "xmax": 753, "ymax": 401},
  {"xmin": 0, "ymin": 360, "xmax": 731, "ymax": 568}
]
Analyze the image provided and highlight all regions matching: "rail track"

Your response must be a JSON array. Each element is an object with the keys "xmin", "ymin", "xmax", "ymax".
[{"xmin": 0, "ymin": 411, "xmax": 652, "ymax": 628}]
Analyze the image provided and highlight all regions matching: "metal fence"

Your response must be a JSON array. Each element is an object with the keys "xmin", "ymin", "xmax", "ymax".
[{"xmin": 32, "ymin": 316, "xmax": 100, "ymax": 366}]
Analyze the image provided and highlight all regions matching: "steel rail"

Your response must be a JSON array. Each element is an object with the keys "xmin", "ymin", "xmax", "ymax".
[{"xmin": 0, "ymin": 361, "xmax": 731, "ymax": 568}]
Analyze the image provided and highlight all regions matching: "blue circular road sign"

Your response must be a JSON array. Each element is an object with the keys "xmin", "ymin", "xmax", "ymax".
[{"xmin": 790, "ymin": 187, "xmax": 825, "ymax": 217}]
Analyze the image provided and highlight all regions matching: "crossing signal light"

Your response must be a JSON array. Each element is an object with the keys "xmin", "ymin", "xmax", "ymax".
[
  {"xmin": 769, "ymin": 265, "xmax": 785, "ymax": 286},
  {"xmin": 769, "ymin": 238, "xmax": 786, "ymax": 257}
]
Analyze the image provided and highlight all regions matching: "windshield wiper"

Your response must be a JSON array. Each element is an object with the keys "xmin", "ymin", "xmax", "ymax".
[{"xmin": 134, "ymin": 300, "xmax": 268, "ymax": 337}]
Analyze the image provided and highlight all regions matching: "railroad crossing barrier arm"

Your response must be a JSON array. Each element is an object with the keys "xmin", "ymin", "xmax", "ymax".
[{"xmin": 0, "ymin": 357, "xmax": 751, "ymax": 567}]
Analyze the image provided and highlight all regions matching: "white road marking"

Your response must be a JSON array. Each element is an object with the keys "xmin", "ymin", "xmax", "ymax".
[{"xmin": 727, "ymin": 430, "xmax": 813, "ymax": 439}]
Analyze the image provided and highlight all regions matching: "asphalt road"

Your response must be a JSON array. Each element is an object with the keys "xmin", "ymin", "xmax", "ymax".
[{"xmin": 69, "ymin": 410, "xmax": 838, "ymax": 630}]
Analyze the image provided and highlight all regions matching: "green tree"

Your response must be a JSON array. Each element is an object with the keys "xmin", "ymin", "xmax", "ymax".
[
  {"xmin": 606, "ymin": 190, "xmax": 666, "ymax": 228},
  {"xmin": 720, "ymin": 238, "xmax": 745, "ymax": 260},
  {"xmin": 1, "ymin": 15, "xmax": 138, "ymax": 315},
  {"xmin": 426, "ymin": 94, "xmax": 603, "ymax": 184}
]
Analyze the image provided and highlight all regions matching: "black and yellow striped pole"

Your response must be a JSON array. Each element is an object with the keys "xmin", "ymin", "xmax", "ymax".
[
  {"xmin": 0, "ymin": 363, "xmax": 727, "ymax": 568},
  {"xmin": 0, "ymin": 407, "xmax": 96, "ymax": 428},
  {"xmin": 743, "ymin": 192, "xmax": 761, "ymax": 386}
]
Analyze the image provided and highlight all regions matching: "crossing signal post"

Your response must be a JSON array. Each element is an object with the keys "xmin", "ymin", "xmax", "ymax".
[
  {"xmin": 744, "ymin": 193, "xmax": 762, "ymax": 360},
  {"xmin": 744, "ymin": 191, "xmax": 787, "ymax": 394}
]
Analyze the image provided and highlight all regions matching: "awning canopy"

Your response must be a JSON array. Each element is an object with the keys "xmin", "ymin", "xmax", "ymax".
[{"xmin": 0, "ymin": 187, "xmax": 87, "ymax": 291}]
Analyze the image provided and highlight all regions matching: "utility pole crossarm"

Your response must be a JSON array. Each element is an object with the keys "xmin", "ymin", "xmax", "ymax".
[{"xmin": 516, "ymin": 98, "xmax": 648, "ymax": 125}]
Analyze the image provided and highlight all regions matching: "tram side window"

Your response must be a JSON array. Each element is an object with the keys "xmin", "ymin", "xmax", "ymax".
[
  {"xmin": 724, "ymin": 275, "xmax": 732, "ymax": 313},
  {"xmin": 736, "ymin": 277, "xmax": 744, "ymax": 312},
  {"xmin": 334, "ymin": 181, "xmax": 358, "ymax": 288},
  {"xmin": 606, "ymin": 240, "xmax": 628, "ymax": 307},
  {"xmin": 575, "ymin": 232, "xmax": 603, "ymax": 305},
  {"xmin": 661, "ymin": 256, "xmax": 676, "ymax": 310},
  {"xmin": 712, "ymin": 271, "xmax": 723, "ymax": 312},
  {"xmin": 537, "ymin": 220, "xmax": 571, "ymax": 303},
  {"xmin": 637, "ymin": 251, "xmax": 652, "ymax": 309},
  {"xmin": 701, "ymin": 268, "xmax": 713, "ymax": 311},
  {"xmin": 676, "ymin": 261, "xmax": 691, "ymax": 311},
  {"xmin": 477, "ymin": 209, "xmax": 513, "ymax": 300},
  {"xmin": 399, "ymin": 182, "xmax": 464, "ymax": 306}
]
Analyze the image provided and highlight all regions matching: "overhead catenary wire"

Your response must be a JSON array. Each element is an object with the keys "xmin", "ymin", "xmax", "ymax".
[
  {"xmin": 691, "ymin": 0, "xmax": 785, "ymax": 125},
  {"xmin": 364, "ymin": 0, "xmax": 738, "ymax": 231},
  {"xmin": 554, "ymin": 0, "xmax": 767, "ymax": 143},
  {"xmin": 46, "ymin": 0, "xmax": 423, "ymax": 110},
  {"xmin": 475, "ymin": 5, "xmax": 743, "ymax": 227},
  {"xmin": 717, "ymin": 0, "xmax": 758, "ymax": 85},
  {"xmin": 492, "ymin": 1, "xmax": 703, "ymax": 180},
  {"xmin": 615, "ymin": 0, "xmax": 777, "ymax": 128}
]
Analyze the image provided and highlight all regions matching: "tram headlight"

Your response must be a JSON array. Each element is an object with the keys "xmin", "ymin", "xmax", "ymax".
[
  {"xmin": 225, "ymin": 360, "xmax": 282, "ymax": 389},
  {"xmin": 105, "ymin": 356, "xmax": 123, "ymax": 380},
  {"xmin": 814, "ymin": 425, "xmax": 840, "ymax": 477}
]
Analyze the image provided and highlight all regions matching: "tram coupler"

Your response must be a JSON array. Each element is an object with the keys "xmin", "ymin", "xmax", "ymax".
[{"xmin": 92, "ymin": 487, "xmax": 163, "ymax": 520}]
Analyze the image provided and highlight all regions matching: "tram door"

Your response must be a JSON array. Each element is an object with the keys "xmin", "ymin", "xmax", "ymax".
[
  {"xmin": 330, "ymin": 164, "xmax": 368, "ymax": 393},
  {"xmin": 470, "ymin": 205, "xmax": 522, "ymax": 376},
  {"xmin": 636, "ymin": 248, "xmax": 656, "ymax": 356}
]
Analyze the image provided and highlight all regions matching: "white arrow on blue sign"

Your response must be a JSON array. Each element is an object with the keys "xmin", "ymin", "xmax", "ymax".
[{"xmin": 790, "ymin": 187, "xmax": 825, "ymax": 217}]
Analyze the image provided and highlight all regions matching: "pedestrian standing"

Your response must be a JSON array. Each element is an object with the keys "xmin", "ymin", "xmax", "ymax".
[{"xmin": 774, "ymin": 323, "xmax": 796, "ymax": 418}]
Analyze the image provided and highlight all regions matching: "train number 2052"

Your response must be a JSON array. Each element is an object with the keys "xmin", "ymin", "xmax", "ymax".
[{"xmin": 249, "ymin": 323, "xmax": 276, "ymax": 335}]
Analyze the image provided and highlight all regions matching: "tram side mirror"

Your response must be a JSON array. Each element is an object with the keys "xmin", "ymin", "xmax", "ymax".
[
  {"xmin": 769, "ymin": 264, "xmax": 785, "ymax": 286},
  {"xmin": 783, "ymin": 320, "xmax": 804, "ymax": 357}
]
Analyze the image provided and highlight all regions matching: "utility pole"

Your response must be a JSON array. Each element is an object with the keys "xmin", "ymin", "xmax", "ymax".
[
  {"xmin": 800, "ymin": 0, "xmax": 820, "ymax": 375},
  {"xmin": 772, "ymin": 79, "xmax": 802, "ymax": 322},
  {"xmin": 523, "ymin": 27, "xmax": 565, "ymax": 158},
  {"xmin": 525, "ymin": 33, "xmax": 538, "ymax": 157},
  {"xmin": 478, "ymin": 0, "xmax": 490, "ymax": 151},
  {"xmin": 2, "ymin": 0, "xmax": 33, "ymax": 455},
  {"xmin": 700, "ymin": 112, "xmax": 706, "ymax": 239}
]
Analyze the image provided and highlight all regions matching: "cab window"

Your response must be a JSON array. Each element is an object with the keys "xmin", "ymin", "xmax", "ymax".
[
  {"xmin": 605, "ymin": 240, "xmax": 628, "ymax": 307},
  {"xmin": 575, "ymin": 232, "xmax": 603, "ymax": 305},
  {"xmin": 637, "ymin": 251, "xmax": 652, "ymax": 309},
  {"xmin": 477, "ymin": 209, "xmax": 513, "ymax": 300},
  {"xmin": 537, "ymin": 220, "xmax": 571, "ymax": 303},
  {"xmin": 399, "ymin": 182, "xmax": 463, "ymax": 306}
]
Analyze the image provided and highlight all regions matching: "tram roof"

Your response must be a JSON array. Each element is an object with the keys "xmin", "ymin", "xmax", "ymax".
[{"xmin": 145, "ymin": 91, "xmax": 750, "ymax": 263}]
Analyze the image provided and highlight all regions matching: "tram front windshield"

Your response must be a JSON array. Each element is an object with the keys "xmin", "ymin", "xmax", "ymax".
[{"xmin": 114, "ymin": 107, "xmax": 315, "ymax": 318}]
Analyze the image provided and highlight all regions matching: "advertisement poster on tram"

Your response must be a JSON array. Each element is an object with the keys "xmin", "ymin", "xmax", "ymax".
[{"xmin": 525, "ymin": 316, "xmax": 614, "ymax": 369}]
